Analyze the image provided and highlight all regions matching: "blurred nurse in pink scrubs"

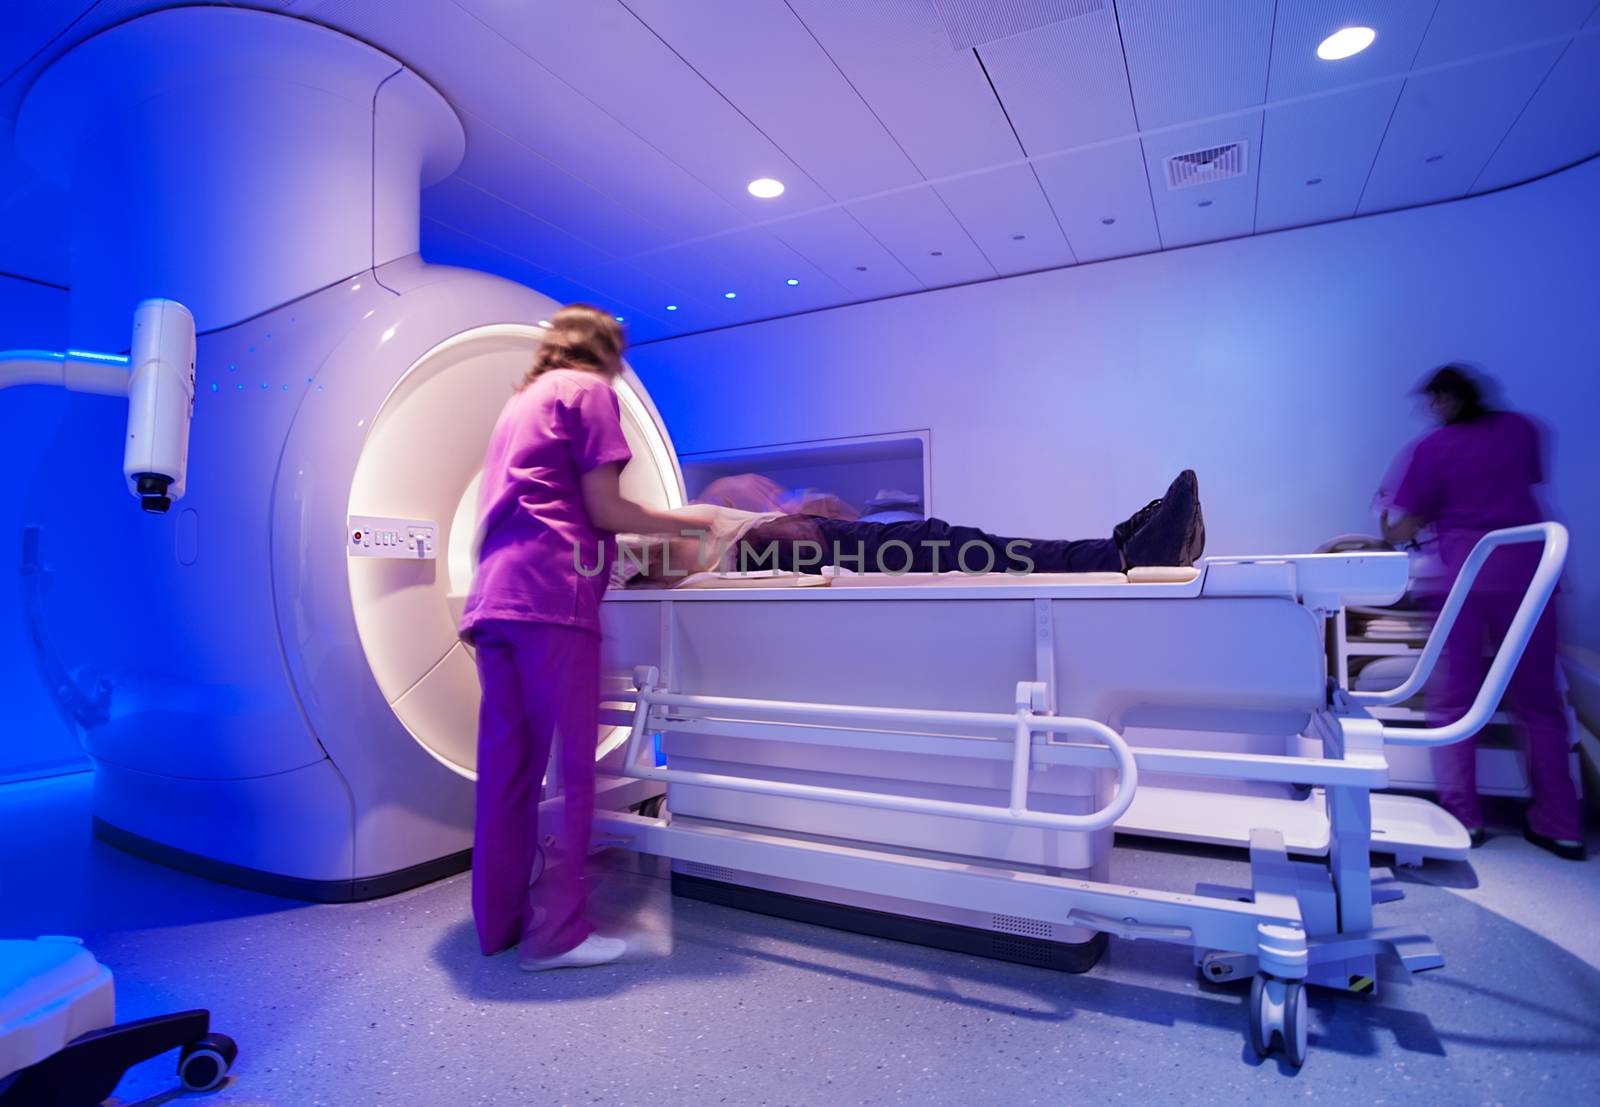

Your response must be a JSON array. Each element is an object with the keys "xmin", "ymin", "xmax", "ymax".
[{"xmin": 460, "ymin": 305, "xmax": 707, "ymax": 969}]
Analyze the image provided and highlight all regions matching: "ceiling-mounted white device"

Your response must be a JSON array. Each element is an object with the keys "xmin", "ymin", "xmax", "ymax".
[{"xmin": 0, "ymin": 298, "xmax": 196, "ymax": 513}]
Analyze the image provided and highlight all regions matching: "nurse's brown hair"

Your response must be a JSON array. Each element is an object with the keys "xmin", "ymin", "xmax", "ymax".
[{"xmin": 524, "ymin": 303, "xmax": 625, "ymax": 387}]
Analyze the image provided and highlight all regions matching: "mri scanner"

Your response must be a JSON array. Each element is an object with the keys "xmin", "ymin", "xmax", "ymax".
[{"xmin": 9, "ymin": 7, "xmax": 1570, "ymax": 1067}]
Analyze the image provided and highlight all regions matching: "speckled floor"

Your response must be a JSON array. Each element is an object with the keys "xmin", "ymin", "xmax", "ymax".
[{"xmin": 2, "ymin": 773, "xmax": 1596, "ymax": 1106}]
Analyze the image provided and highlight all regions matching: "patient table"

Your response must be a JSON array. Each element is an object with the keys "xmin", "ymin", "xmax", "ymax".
[{"xmin": 590, "ymin": 524, "xmax": 1565, "ymax": 1066}]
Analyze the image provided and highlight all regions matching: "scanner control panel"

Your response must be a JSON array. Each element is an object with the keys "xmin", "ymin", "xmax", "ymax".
[{"xmin": 348, "ymin": 515, "xmax": 437, "ymax": 560}]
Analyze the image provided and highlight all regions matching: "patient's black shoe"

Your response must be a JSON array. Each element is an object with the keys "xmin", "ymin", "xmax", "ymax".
[
  {"xmin": 1122, "ymin": 470, "xmax": 1204, "ymax": 568},
  {"xmin": 1113, "ymin": 497, "xmax": 1163, "ymax": 551}
]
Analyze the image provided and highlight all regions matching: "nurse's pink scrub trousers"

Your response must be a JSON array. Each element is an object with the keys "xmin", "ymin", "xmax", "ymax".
[{"xmin": 471, "ymin": 620, "xmax": 601, "ymax": 960}]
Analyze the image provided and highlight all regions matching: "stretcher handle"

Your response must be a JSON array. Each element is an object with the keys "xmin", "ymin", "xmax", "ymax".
[
  {"xmin": 1345, "ymin": 522, "xmax": 1567, "ymax": 747},
  {"xmin": 1065, "ymin": 910, "xmax": 1194, "ymax": 942},
  {"xmin": 622, "ymin": 672, "xmax": 1139, "ymax": 832}
]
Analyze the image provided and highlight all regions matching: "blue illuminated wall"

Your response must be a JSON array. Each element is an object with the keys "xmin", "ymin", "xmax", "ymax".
[
  {"xmin": 0, "ymin": 273, "xmax": 89, "ymax": 780},
  {"xmin": 629, "ymin": 158, "xmax": 1600, "ymax": 651}
]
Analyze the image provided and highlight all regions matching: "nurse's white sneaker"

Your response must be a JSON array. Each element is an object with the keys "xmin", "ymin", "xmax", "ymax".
[{"xmin": 519, "ymin": 934, "xmax": 626, "ymax": 971}]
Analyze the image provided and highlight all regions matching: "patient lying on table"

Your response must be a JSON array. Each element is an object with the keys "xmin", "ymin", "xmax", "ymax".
[{"xmin": 616, "ymin": 471, "xmax": 1204, "ymax": 586}]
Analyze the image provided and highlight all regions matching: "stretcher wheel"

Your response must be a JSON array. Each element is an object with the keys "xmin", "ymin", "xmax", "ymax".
[
  {"xmin": 178, "ymin": 1032, "xmax": 237, "ymax": 1092},
  {"xmin": 1248, "ymin": 974, "xmax": 1307, "ymax": 1067}
]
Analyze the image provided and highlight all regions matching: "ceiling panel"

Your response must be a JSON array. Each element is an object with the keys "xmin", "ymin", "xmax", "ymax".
[
  {"xmin": 785, "ymin": 0, "xmax": 1021, "ymax": 178},
  {"xmin": 562, "ymin": 261, "xmax": 693, "ymax": 322},
  {"xmin": 1358, "ymin": 44, "xmax": 1566, "ymax": 214},
  {"xmin": 1474, "ymin": 32, "xmax": 1600, "ymax": 193},
  {"xmin": 844, "ymin": 186, "xmax": 999, "ymax": 286},
  {"xmin": 420, "ymin": 217, "xmax": 577, "ymax": 306},
  {"xmin": 1031, "ymin": 138, "xmax": 1161, "ymax": 261},
  {"xmin": 619, "ymin": 0, "xmax": 921, "ymax": 200},
  {"xmin": 930, "ymin": 0, "xmax": 1109, "ymax": 50},
  {"xmin": 1115, "ymin": 0, "xmax": 1276, "ymax": 129},
  {"xmin": 765, "ymin": 208, "xmax": 924, "ymax": 299},
  {"xmin": 308, "ymin": 0, "xmax": 744, "ymax": 239},
  {"xmin": 628, "ymin": 227, "xmax": 849, "ymax": 320},
  {"xmin": 1265, "ymin": 1, "xmax": 1438, "ymax": 101},
  {"xmin": 1254, "ymin": 82, "xmax": 1401, "ymax": 232},
  {"xmin": 455, "ymin": 0, "xmax": 830, "ymax": 218},
  {"xmin": 420, "ymin": 217, "xmax": 675, "ymax": 343},
  {"xmin": 1141, "ymin": 113, "xmax": 1264, "ymax": 248},
  {"xmin": 935, "ymin": 165, "xmax": 1077, "ymax": 275},
  {"xmin": 1412, "ymin": 0, "xmax": 1594, "ymax": 67},
  {"xmin": 451, "ymin": 113, "xmax": 675, "ymax": 257},
  {"xmin": 421, "ymin": 176, "xmax": 615, "ymax": 276},
  {"xmin": 976, "ymin": 6, "xmax": 1137, "ymax": 156}
]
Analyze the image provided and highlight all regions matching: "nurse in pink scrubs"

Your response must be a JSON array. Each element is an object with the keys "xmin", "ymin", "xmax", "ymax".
[
  {"xmin": 1383, "ymin": 365, "xmax": 1584, "ymax": 860},
  {"xmin": 460, "ymin": 304, "xmax": 704, "ymax": 969}
]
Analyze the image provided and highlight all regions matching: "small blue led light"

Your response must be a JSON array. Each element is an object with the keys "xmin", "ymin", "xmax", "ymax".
[
  {"xmin": 236, "ymin": 383, "xmax": 244, "ymax": 391},
  {"xmin": 282, "ymin": 384, "xmax": 290, "ymax": 391},
  {"xmin": 723, "ymin": 291, "xmax": 737, "ymax": 299},
  {"xmin": 248, "ymin": 346, "xmax": 255, "ymax": 353},
  {"xmin": 786, "ymin": 278, "xmax": 799, "ymax": 286},
  {"xmin": 228, "ymin": 363, "xmax": 236, "ymax": 372},
  {"xmin": 261, "ymin": 382, "xmax": 269, "ymax": 390},
  {"xmin": 615, "ymin": 315, "xmax": 625, "ymax": 322},
  {"xmin": 666, "ymin": 304, "xmax": 678, "ymax": 311},
  {"xmin": 210, "ymin": 382, "xmax": 218, "ymax": 392}
]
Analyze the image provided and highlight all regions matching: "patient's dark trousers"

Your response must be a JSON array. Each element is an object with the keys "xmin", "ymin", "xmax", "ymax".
[{"xmin": 742, "ymin": 515, "xmax": 1122, "ymax": 575}]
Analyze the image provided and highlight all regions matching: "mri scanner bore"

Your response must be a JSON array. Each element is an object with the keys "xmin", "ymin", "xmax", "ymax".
[{"xmin": 1, "ymin": 3, "xmax": 1591, "ymax": 1086}]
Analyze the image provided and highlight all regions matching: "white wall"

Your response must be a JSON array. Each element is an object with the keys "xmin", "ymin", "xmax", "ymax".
[
  {"xmin": 630, "ymin": 158, "xmax": 1600, "ymax": 649},
  {"xmin": 0, "ymin": 274, "xmax": 86, "ymax": 778}
]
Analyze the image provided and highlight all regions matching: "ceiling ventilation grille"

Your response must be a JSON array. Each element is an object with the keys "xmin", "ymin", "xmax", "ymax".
[
  {"xmin": 932, "ymin": 0, "xmax": 1106, "ymax": 51},
  {"xmin": 1164, "ymin": 142, "xmax": 1248, "ymax": 190}
]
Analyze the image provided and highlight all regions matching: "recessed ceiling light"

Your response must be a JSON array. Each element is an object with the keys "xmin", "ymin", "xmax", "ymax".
[
  {"xmin": 1317, "ymin": 26, "xmax": 1375, "ymax": 60},
  {"xmin": 615, "ymin": 315, "xmax": 625, "ymax": 323},
  {"xmin": 666, "ymin": 304, "xmax": 678, "ymax": 311},
  {"xmin": 537, "ymin": 320, "xmax": 550, "ymax": 328},
  {"xmin": 785, "ymin": 278, "xmax": 799, "ymax": 286},
  {"xmin": 723, "ymin": 291, "xmax": 737, "ymax": 299},
  {"xmin": 747, "ymin": 177, "xmax": 785, "ymax": 199}
]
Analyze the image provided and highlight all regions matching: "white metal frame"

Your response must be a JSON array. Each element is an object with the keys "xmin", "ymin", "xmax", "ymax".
[{"xmin": 588, "ymin": 524, "xmax": 1565, "ymax": 1064}]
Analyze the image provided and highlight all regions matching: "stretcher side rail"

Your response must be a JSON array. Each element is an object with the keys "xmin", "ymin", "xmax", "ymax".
[
  {"xmin": 618, "ymin": 672, "xmax": 1139, "ymax": 832},
  {"xmin": 1343, "ymin": 522, "xmax": 1567, "ymax": 746},
  {"xmin": 596, "ymin": 707, "xmax": 1390, "ymax": 789}
]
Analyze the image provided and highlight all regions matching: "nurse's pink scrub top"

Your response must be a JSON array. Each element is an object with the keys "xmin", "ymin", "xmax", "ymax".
[
  {"xmin": 459, "ymin": 368, "xmax": 633, "ymax": 640},
  {"xmin": 1390, "ymin": 410, "xmax": 1545, "ymax": 591}
]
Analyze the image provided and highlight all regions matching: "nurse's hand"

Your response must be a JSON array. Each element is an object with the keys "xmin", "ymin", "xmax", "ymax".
[{"xmin": 581, "ymin": 462, "xmax": 713, "ymax": 536}]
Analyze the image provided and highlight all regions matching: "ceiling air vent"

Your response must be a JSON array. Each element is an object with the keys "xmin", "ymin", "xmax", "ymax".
[
  {"xmin": 1164, "ymin": 142, "xmax": 1248, "ymax": 190},
  {"xmin": 933, "ymin": 0, "xmax": 1105, "ymax": 51}
]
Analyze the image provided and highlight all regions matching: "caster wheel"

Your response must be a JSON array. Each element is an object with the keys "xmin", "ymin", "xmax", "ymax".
[
  {"xmin": 1248, "ymin": 974, "xmax": 1308, "ymax": 1067},
  {"xmin": 1282, "ymin": 981, "xmax": 1308, "ymax": 1067},
  {"xmin": 1248, "ymin": 973, "xmax": 1272, "ymax": 1058},
  {"xmin": 178, "ymin": 1032, "xmax": 237, "ymax": 1093}
]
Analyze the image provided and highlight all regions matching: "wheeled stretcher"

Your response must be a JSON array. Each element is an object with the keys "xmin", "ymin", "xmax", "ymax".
[{"xmin": 588, "ymin": 524, "xmax": 1566, "ymax": 1066}]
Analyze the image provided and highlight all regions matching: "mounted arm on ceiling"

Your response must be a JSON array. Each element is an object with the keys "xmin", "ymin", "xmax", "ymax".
[{"xmin": 0, "ymin": 299, "xmax": 195, "ymax": 513}]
